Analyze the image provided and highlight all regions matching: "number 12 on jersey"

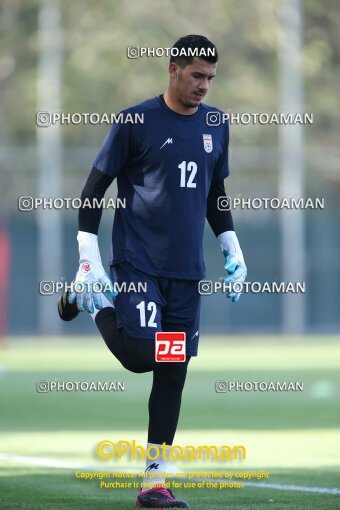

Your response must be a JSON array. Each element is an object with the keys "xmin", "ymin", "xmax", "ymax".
[{"xmin": 178, "ymin": 161, "xmax": 197, "ymax": 188}]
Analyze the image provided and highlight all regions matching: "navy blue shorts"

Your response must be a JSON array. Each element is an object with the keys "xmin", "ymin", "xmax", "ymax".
[{"xmin": 110, "ymin": 262, "xmax": 201, "ymax": 356}]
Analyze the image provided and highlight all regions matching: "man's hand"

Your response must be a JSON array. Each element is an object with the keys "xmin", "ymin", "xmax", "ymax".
[
  {"xmin": 218, "ymin": 231, "xmax": 247, "ymax": 303},
  {"xmin": 223, "ymin": 252, "xmax": 247, "ymax": 302},
  {"xmin": 68, "ymin": 232, "xmax": 116, "ymax": 313}
]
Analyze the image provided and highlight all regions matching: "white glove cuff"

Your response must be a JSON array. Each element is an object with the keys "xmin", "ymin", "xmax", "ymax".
[
  {"xmin": 77, "ymin": 231, "xmax": 101, "ymax": 263},
  {"xmin": 218, "ymin": 231, "xmax": 244, "ymax": 264}
]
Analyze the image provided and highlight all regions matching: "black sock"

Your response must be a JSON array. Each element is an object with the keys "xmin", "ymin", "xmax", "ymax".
[
  {"xmin": 96, "ymin": 308, "xmax": 190, "ymax": 442},
  {"xmin": 95, "ymin": 307, "xmax": 126, "ymax": 362},
  {"xmin": 148, "ymin": 358, "xmax": 190, "ymax": 445}
]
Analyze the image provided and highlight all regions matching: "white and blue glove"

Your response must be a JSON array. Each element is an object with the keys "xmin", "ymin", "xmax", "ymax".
[
  {"xmin": 68, "ymin": 231, "xmax": 116, "ymax": 313},
  {"xmin": 218, "ymin": 231, "xmax": 247, "ymax": 303}
]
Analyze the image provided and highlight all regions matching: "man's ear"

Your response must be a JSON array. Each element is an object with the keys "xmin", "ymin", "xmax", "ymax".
[{"xmin": 169, "ymin": 62, "xmax": 179, "ymax": 80}]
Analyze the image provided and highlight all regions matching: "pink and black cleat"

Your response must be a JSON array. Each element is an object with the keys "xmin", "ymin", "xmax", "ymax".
[
  {"xmin": 57, "ymin": 291, "xmax": 79, "ymax": 321},
  {"xmin": 136, "ymin": 487, "xmax": 189, "ymax": 508}
]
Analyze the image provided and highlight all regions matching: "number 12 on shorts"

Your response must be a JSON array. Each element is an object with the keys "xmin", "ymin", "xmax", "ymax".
[
  {"xmin": 155, "ymin": 332, "xmax": 186, "ymax": 362},
  {"xmin": 136, "ymin": 300, "xmax": 157, "ymax": 327}
]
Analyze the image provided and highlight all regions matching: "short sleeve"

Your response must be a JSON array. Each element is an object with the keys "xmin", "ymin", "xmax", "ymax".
[
  {"xmin": 212, "ymin": 122, "xmax": 229, "ymax": 182},
  {"xmin": 93, "ymin": 119, "xmax": 134, "ymax": 178}
]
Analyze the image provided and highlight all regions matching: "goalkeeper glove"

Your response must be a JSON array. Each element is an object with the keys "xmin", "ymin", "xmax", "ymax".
[
  {"xmin": 68, "ymin": 231, "xmax": 116, "ymax": 313},
  {"xmin": 218, "ymin": 231, "xmax": 247, "ymax": 303}
]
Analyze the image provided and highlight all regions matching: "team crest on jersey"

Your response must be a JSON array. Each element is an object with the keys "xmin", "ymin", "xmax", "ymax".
[{"xmin": 203, "ymin": 134, "xmax": 213, "ymax": 153}]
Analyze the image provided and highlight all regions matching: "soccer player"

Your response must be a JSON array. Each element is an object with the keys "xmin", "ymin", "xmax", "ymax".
[{"xmin": 58, "ymin": 35, "xmax": 247, "ymax": 508}]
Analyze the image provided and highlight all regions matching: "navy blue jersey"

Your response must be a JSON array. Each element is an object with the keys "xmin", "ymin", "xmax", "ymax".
[{"xmin": 93, "ymin": 95, "xmax": 229, "ymax": 279}]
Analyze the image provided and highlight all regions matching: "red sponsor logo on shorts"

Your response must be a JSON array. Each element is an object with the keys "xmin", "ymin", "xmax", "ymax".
[
  {"xmin": 155, "ymin": 332, "xmax": 186, "ymax": 362},
  {"xmin": 81, "ymin": 262, "xmax": 91, "ymax": 273}
]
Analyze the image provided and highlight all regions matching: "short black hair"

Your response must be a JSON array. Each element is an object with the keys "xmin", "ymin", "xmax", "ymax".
[{"xmin": 170, "ymin": 35, "xmax": 218, "ymax": 68}]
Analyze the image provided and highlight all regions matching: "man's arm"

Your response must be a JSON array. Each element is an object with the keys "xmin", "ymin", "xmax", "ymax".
[
  {"xmin": 206, "ymin": 179, "xmax": 234, "ymax": 236},
  {"xmin": 78, "ymin": 167, "xmax": 113, "ymax": 234},
  {"xmin": 206, "ymin": 179, "xmax": 247, "ymax": 302},
  {"xmin": 68, "ymin": 117, "xmax": 133, "ymax": 312},
  {"xmin": 68, "ymin": 167, "xmax": 116, "ymax": 312}
]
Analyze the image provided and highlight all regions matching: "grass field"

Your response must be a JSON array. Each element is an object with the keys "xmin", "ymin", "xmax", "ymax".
[{"xmin": 0, "ymin": 336, "xmax": 340, "ymax": 509}]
